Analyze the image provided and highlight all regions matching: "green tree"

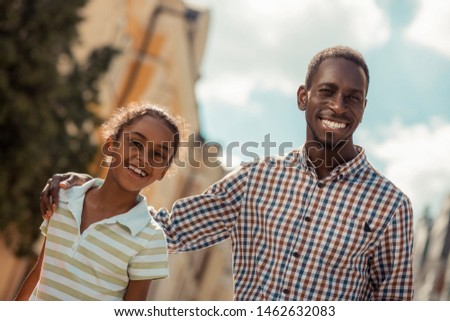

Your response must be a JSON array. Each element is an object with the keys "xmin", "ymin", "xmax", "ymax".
[{"xmin": 0, "ymin": 0, "xmax": 118, "ymax": 256}]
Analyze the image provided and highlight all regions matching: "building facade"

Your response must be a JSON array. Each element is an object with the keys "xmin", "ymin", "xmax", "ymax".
[
  {"xmin": 414, "ymin": 195, "xmax": 450, "ymax": 300},
  {"xmin": 1, "ymin": 0, "xmax": 233, "ymax": 301}
]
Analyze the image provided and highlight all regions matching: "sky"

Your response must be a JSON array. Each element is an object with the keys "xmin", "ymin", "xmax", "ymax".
[{"xmin": 186, "ymin": 0, "xmax": 450, "ymax": 221}]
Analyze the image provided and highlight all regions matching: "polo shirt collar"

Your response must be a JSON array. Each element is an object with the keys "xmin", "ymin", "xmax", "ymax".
[
  {"xmin": 114, "ymin": 195, "xmax": 150, "ymax": 236},
  {"xmin": 66, "ymin": 178, "xmax": 150, "ymax": 236}
]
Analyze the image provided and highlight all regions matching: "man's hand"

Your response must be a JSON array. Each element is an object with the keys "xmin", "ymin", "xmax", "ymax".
[{"xmin": 40, "ymin": 172, "xmax": 93, "ymax": 219}]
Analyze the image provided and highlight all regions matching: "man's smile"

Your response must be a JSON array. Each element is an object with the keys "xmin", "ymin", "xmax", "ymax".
[{"xmin": 320, "ymin": 118, "xmax": 348, "ymax": 130}]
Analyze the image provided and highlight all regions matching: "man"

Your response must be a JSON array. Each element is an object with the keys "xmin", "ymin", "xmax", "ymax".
[{"xmin": 41, "ymin": 46, "xmax": 414, "ymax": 300}]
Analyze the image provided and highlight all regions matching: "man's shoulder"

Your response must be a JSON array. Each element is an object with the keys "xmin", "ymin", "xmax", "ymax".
[
  {"xmin": 364, "ymin": 162, "xmax": 412, "ymax": 205},
  {"xmin": 240, "ymin": 149, "xmax": 301, "ymax": 171}
]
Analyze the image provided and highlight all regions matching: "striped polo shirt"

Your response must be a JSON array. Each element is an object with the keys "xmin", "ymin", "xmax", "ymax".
[
  {"xmin": 155, "ymin": 146, "xmax": 414, "ymax": 300},
  {"xmin": 32, "ymin": 179, "xmax": 168, "ymax": 301}
]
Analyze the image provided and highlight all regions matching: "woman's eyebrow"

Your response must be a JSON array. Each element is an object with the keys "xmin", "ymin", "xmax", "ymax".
[
  {"xmin": 129, "ymin": 131, "xmax": 172, "ymax": 152},
  {"xmin": 128, "ymin": 131, "xmax": 147, "ymax": 140}
]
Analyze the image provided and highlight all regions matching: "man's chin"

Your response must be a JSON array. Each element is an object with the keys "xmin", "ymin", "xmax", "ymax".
[{"xmin": 312, "ymin": 133, "xmax": 349, "ymax": 151}]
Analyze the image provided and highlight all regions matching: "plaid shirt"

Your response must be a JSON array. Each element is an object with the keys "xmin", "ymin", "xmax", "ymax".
[{"xmin": 154, "ymin": 146, "xmax": 414, "ymax": 300}]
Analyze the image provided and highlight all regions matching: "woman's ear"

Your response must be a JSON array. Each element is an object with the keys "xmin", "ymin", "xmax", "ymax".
[
  {"xmin": 102, "ymin": 136, "xmax": 121, "ymax": 168},
  {"xmin": 102, "ymin": 136, "xmax": 116, "ymax": 156},
  {"xmin": 297, "ymin": 85, "xmax": 308, "ymax": 111}
]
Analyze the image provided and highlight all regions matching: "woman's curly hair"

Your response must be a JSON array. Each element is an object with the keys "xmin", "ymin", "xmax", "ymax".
[{"xmin": 101, "ymin": 101, "xmax": 188, "ymax": 167}]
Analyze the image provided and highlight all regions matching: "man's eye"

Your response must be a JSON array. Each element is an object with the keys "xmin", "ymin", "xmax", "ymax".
[
  {"xmin": 349, "ymin": 95, "xmax": 361, "ymax": 102},
  {"xmin": 319, "ymin": 88, "xmax": 333, "ymax": 95}
]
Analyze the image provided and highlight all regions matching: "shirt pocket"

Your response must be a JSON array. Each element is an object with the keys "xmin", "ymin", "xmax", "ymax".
[{"xmin": 316, "ymin": 210, "xmax": 378, "ymax": 271}]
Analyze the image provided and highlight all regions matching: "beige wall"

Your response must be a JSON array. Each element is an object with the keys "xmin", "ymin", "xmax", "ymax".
[
  {"xmin": 0, "ymin": 236, "xmax": 33, "ymax": 300},
  {"xmin": 1, "ymin": 0, "xmax": 233, "ymax": 301},
  {"xmin": 81, "ymin": 0, "xmax": 233, "ymax": 300}
]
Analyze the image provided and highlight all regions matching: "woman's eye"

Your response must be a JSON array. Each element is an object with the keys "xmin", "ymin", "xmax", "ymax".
[
  {"xmin": 131, "ymin": 140, "xmax": 144, "ymax": 149},
  {"xmin": 148, "ymin": 151, "xmax": 168, "ymax": 166},
  {"xmin": 154, "ymin": 151, "xmax": 164, "ymax": 159}
]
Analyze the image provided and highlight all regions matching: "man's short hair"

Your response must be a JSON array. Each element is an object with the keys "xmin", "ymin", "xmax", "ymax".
[{"xmin": 305, "ymin": 46, "xmax": 370, "ymax": 94}]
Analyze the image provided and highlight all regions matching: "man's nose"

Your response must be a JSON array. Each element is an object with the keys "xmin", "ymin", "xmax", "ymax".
[{"xmin": 329, "ymin": 93, "xmax": 346, "ymax": 113}]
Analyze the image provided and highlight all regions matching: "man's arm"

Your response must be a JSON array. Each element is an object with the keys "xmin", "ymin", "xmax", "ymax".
[
  {"xmin": 40, "ymin": 172, "xmax": 93, "ymax": 218},
  {"xmin": 154, "ymin": 165, "xmax": 250, "ymax": 252},
  {"xmin": 370, "ymin": 196, "xmax": 414, "ymax": 300}
]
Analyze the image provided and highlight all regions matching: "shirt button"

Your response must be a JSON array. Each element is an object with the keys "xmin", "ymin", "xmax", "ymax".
[
  {"xmin": 317, "ymin": 182, "xmax": 325, "ymax": 188},
  {"xmin": 305, "ymin": 216, "xmax": 311, "ymax": 222},
  {"xmin": 283, "ymin": 289, "xmax": 289, "ymax": 295},
  {"xmin": 293, "ymin": 252, "xmax": 299, "ymax": 258}
]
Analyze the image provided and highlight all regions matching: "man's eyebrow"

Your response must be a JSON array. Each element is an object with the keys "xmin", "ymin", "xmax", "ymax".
[
  {"xmin": 318, "ymin": 82, "xmax": 364, "ymax": 93},
  {"xmin": 317, "ymin": 82, "xmax": 337, "ymax": 88}
]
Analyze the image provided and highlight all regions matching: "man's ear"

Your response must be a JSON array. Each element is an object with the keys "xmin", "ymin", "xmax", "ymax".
[
  {"xmin": 360, "ymin": 98, "xmax": 368, "ymax": 123},
  {"xmin": 297, "ymin": 85, "xmax": 308, "ymax": 111}
]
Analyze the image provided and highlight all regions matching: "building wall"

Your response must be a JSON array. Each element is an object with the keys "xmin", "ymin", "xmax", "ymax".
[
  {"xmin": 414, "ymin": 195, "xmax": 450, "ymax": 300},
  {"xmin": 0, "ymin": 236, "xmax": 31, "ymax": 300},
  {"xmin": 67, "ymin": 0, "xmax": 234, "ymax": 301},
  {"xmin": 3, "ymin": 0, "xmax": 450, "ymax": 302},
  {"xmin": 1, "ymin": 0, "xmax": 233, "ymax": 301}
]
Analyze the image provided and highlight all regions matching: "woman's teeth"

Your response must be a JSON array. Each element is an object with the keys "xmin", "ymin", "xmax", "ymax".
[{"xmin": 129, "ymin": 165, "xmax": 147, "ymax": 177}]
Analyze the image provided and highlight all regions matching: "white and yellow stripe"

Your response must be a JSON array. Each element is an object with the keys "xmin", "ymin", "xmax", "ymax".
[{"xmin": 32, "ymin": 179, "xmax": 168, "ymax": 301}]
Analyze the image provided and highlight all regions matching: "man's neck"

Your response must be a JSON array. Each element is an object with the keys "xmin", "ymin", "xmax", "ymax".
[{"xmin": 305, "ymin": 140, "xmax": 358, "ymax": 179}]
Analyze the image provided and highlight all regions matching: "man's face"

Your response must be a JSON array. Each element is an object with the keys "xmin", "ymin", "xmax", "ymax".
[{"xmin": 298, "ymin": 57, "xmax": 367, "ymax": 149}]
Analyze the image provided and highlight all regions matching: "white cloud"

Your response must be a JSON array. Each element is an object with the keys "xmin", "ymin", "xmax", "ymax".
[
  {"xmin": 217, "ymin": 153, "xmax": 242, "ymax": 170},
  {"xmin": 192, "ymin": 0, "xmax": 390, "ymax": 110},
  {"xmin": 404, "ymin": 0, "xmax": 450, "ymax": 57},
  {"xmin": 236, "ymin": 0, "xmax": 389, "ymax": 50},
  {"xmin": 198, "ymin": 73, "xmax": 256, "ymax": 107},
  {"xmin": 363, "ymin": 119, "xmax": 450, "ymax": 219},
  {"xmin": 196, "ymin": 71, "xmax": 295, "ymax": 110}
]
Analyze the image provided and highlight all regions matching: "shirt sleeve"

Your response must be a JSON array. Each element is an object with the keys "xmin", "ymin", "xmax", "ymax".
[
  {"xmin": 128, "ymin": 229, "xmax": 169, "ymax": 280},
  {"xmin": 153, "ymin": 165, "xmax": 250, "ymax": 252},
  {"xmin": 370, "ymin": 195, "xmax": 414, "ymax": 300}
]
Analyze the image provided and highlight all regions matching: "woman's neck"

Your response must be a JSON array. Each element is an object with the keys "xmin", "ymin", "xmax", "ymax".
[{"xmin": 86, "ymin": 178, "xmax": 140, "ymax": 217}]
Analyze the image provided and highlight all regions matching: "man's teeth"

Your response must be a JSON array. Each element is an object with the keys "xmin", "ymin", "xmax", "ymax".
[
  {"xmin": 129, "ymin": 165, "xmax": 147, "ymax": 177},
  {"xmin": 322, "ymin": 119, "xmax": 346, "ymax": 129}
]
